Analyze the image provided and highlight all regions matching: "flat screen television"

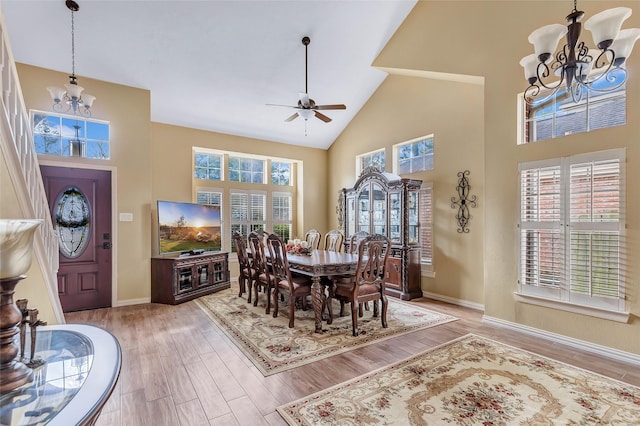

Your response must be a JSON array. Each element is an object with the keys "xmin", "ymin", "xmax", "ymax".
[{"xmin": 157, "ymin": 200, "xmax": 221, "ymax": 254}]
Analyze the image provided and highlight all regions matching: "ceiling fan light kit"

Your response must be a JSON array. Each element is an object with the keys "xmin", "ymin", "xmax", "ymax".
[{"xmin": 268, "ymin": 36, "xmax": 346, "ymax": 131}]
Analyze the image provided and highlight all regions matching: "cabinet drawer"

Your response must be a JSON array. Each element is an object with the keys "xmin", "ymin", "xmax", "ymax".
[{"xmin": 385, "ymin": 257, "xmax": 402, "ymax": 289}]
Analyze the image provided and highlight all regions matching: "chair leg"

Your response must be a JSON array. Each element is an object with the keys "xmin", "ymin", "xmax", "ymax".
[
  {"xmin": 272, "ymin": 287, "xmax": 279, "ymax": 318},
  {"xmin": 253, "ymin": 282, "xmax": 260, "ymax": 307},
  {"xmin": 351, "ymin": 301, "xmax": 359, "ymax": 337},
  {"xmin": 372, "ymin": 300, "xmax": 379, "ymax": 318},
  {"xmin": 265, "ymin": 286, "xmax": 272, "ymax": 315},
  {"xmin": 381, "ymin": 295, "xmax": 388, "ymax": 329},
  {"xmin": 288, "ymin": 295, "xmax": 295, "ymax": 328},
  {"xmin": 339, "ymin": 300, "xmax": 345, "ymax": 317},
  {"xmin": 238, "ymin": 276, "xmax": 245, "ymax": 297},
  {"xmin": 247, "ymin": 278, "xmax": 252, "ymax": 303},
  {"xmin": 358, "ymin": 302, "xmax": 364, "ymax": 317}
]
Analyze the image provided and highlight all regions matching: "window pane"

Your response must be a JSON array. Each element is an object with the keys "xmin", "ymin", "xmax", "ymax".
[{"xmin": 394, "ymin": 137, "xmax": 434, "ymax": 174}]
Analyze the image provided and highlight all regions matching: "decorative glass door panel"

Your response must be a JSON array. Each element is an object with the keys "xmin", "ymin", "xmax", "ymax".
[
  {"xmin": 197, "ymin": 264, "xmax": 209, "ymax": 287},
  {"xmin": 389, "ymin": 192, "xmax": 401, "ymax": 243},
  {"xmin": 177, "ymin": 266, "xmax": 193, "ymax": 293},
  {"xmin": 54, "ymin": 186, "xmax": 91, "ymax": 258},
  {"xmin": 347, "ymin": 196, "xmax": 356, "ymax": 237},
  {"xmin": 408, "ymin": 191, "xmax": 419, "ymax": 244},
  {"xmin": 358, "ymin": 186, "xmax": 370, "ymax": 234},
  {"xmin": 372, "ymin": 183, "xmax": 386, "ymax": 235}
]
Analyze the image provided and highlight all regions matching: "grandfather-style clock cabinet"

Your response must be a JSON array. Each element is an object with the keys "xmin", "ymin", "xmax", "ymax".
[{"xmin": 337, "ymin": 166, "xmax": 423, "ymax": 300}]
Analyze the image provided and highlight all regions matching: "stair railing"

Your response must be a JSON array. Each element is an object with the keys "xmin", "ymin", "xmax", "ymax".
[{"xmin": 0, "ymin": 10, "xmax": 64, "ymax": 323}]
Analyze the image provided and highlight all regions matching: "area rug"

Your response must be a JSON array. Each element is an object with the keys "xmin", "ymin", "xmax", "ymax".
[
  {"xmin": 277, "ymin": 334, "xmax": 640, "ymax": 425},
  {"xmin": 195, "ymin": 288, "xmax": 457, "ymax": 376}
]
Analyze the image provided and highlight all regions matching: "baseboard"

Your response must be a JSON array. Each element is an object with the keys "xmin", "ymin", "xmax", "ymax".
[
  {"xmin": 115, "ymin": 297, "xmax": 151, "ymax": 307},
  {"xmin": 421, "ymin": 291, "xmax": 484, "ymax": 312},
  {"xmin": 483, "ymin": 315, "xmax": 640, "ymax": 366}
]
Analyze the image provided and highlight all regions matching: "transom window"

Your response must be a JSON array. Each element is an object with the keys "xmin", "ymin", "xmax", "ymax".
[
  {"xmin": 229, "ymin": 156, "xmax": 265, "ymax": 183},
  {"xmin": 520, "ymin": 74, "xmax": 626, "ymax": 144},
  {"xmin": 356, "ymin": 149, "xmax": 385, "ymax": 176},
  {"xmin": 195, "ymin": 153, "xmax": 222, "ymax": 181},
  {"xmin": 394, "ymin": 135, "xmax": 434, "ymax": 175},
  {"xmin": 31, "ymin": 110, "xmax": 110, "ymax": 159},
  {"xmin": 271, "ymin": 162, "xmax": 292, "ymax": 186},
  {"xmin": 517, "ymin": 149, "xmax": 626, "ymax": 317}
]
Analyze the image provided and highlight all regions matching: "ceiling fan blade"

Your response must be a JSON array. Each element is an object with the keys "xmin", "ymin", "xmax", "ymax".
[
  {"xmin": 266, "ymin": 103, "xmax": 299, "ymax": 109},
  {"xmin": 314, "ymin": 104, "xmax": 347, "ymax": 110},
  {"xmin": 298, "ymin": 92, "xmax": 311, "ymax": 108},
  {"xmin": 285, "ymin": 112, "xmax": 299, "ymax": 122},
  {"xmin": 314, "ymin": 111, "xmax": 332, "ymax": 123}
]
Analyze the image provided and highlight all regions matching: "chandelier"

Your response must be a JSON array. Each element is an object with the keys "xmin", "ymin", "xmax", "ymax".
[
  {"xmin": 520, "ymin": 0, "xmax": 640, "ymax": 104},
  {"xmin": 46, "ymin": 0, "xmax": 95, "ymax": 117}
]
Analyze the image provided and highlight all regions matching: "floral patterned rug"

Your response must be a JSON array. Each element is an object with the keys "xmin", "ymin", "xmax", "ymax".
[
  {"xmin": 195, "ymin": 288, "xmax": 457, "ymax": 376},
  {"xmin": 277, "ymin": 334, "xmax": 640, "ymax": 425}
]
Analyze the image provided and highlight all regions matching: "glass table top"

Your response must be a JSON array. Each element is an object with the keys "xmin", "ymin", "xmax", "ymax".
[{"xmin": 0, "ymin": 324, "xmax": 121, "ymax": 426}]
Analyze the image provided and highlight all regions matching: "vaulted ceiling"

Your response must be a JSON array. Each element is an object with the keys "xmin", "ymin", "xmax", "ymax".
[{"xmin": 2, "ymin": 0, "xmax": 417, "ymax": 149}]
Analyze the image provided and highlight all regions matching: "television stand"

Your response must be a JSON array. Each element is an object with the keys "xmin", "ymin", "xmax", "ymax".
[{"xmin": 151, "ymin": 252, "xmax": 230, "ymax": 305}]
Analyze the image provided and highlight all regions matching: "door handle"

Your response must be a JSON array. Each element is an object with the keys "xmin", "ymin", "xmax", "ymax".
[{"xmin": 103, "ymin": 242, "xmax": 112, "ymax": 249}]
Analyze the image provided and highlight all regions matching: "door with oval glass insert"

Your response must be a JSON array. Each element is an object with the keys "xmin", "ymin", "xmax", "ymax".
[{"xmin": 40, "ymin": 166, "xmax": 112, "ymax": 312}]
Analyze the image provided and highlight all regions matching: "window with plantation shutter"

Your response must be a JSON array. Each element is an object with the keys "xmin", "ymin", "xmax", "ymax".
[
  {"xmin": 518, "ymin": 149, "xmax": 626, "ymax": 315},
  {"xmin": 272, "ymin": 192, "xmax": 292, "ymax": 242},
  {"xmin": 419, "ymin": 184, "xmax": 433, "ymax": 268},
  {"xmin": 230, "ymin": 191, "xmax": 266, "ymax": 251}
]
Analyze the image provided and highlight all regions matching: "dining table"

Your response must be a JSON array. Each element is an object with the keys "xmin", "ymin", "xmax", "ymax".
[{"xmin": 283, "ymin": 250, "xmax": 360, "ymax": 333}]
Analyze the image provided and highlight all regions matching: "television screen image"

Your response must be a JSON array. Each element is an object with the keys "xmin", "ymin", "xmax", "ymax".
[{"xmin": 157, "ymin": 200, "xmax": 221, "ymax": 254}]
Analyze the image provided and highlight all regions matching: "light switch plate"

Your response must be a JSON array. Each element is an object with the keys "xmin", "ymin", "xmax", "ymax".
[{"xmin": 119, "ymin": 213, "xmax": 133, "ymax": 222}]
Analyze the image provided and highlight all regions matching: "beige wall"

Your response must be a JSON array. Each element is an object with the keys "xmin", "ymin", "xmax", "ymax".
[
  {"xmin": 151, "ymin": 122, "xmax": 328, "ymax": 278},
  {"xmin": 328, "ymin": 74, "xmax": 485, "ymax": 306},
  {"xmin": 13, "ymin": 64, "xmax": 328, "ymax": 305},
  {"xmin": 16, "ymin": 63, "xmax": 153, "ymax": 304},
  {"xmin": 358, "ymin": 0, "xmax": 640, "ymax": 353}
]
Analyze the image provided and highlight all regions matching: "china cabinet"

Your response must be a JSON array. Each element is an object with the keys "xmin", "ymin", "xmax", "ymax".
[
  {"xmin": 151, "ymin": 252, "xmax": 230, "ymax": 304},
  {"xmin": 337, "ymin": 167, "xmax": 422, "ymax": 300}
]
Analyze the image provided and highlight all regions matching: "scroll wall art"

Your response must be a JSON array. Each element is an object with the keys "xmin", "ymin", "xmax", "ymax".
[{"xmin": 451, "ymin": 170, "xmax": 477, "ymax": 233}]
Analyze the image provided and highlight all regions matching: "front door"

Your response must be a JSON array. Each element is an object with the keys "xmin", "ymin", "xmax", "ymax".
[{"xmin": 40, "ymin": 166, "xmax": 112, "ymax": 312}]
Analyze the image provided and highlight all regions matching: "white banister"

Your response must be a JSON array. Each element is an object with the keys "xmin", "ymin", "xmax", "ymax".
[{"xmin": 0, "ymin": 9, "xmax": 64, "ymax": 323}]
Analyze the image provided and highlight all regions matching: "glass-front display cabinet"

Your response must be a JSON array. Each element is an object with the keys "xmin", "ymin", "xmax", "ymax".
[{"xmin": 338, "ymin": 166, "xmax": 422, "ymax": 300}]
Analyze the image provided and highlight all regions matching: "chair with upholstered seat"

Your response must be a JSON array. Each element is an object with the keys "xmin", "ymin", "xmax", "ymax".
[
  {"xmin": 327, "ymin": 234, "xmax": 390, "ymax": 337},
  {"xmin": 266, "ymin": 234, "xmax": 313, "ymax": 328},
  {"xmin": 248, "ymin": 231, "xmax": 276, "ymax": 314},
  {"xmin": 232, "ymin": 231, "xmax": 256, "ymax": 303},
  {"xmin": 324, "ymin": 229, "xmax": 344, "ymax": 253},
  {"xmin": 304, "ymin": 229, "xmax": 322, "ymax": 250}
]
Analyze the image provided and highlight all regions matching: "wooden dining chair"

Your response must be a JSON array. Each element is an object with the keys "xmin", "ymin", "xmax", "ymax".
[
  {"xmin": 327, "ymin": 234, "xmax": 391, "ymax": 337},
  {"xmin": 266, "ymin": 234, "xmax": 313, "ymax": 328},
  {"xmin": 248, "ymin": 231, "xmax": 276, "ymax": 314},
  {"xmin": 304, "ymin": 229, "xmax": 322, "ymax": 250},
  {"xmin": 324, "ymin": 229, "xmax": 344, "ymax": 253},
  {"xmin": 232, "ymin": 231, "xmax": 255, "ymax": 303},
  {"xmin": 348, "ymin": 230, "xmax": 369, "ymax": 254}
]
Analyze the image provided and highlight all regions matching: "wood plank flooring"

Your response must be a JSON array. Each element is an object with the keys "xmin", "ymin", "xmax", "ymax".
[{"xmin": 64, "ymin": 288, "xmax": 640, "ymax": 426}]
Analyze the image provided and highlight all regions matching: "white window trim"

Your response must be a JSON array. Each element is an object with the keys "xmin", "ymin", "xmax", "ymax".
[
  {"xmin": 516, "ymin": 148, "xmax": 628, "ymax": 322},
  {"xmin": 193, "ymin": 151, "xmax": 225, "ymax": 181}
]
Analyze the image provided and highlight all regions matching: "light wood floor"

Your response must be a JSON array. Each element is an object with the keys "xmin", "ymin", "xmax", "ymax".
[{"xmin": 65, "ymin": 286, "xmax": 640, "ymax": 426}]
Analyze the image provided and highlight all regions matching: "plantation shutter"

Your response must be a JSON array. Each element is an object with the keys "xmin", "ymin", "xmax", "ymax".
[
  {"xmin": 569, "ymin": 157, "xmax": 621, "ymax": 299},
  {"xmin": 272, "ymin": 192, "xmax": 292, "ymax": 241},
  {"xmin": 419, "ymin": 185, "xmax": 433, "ymax": 265},
  {"xmin": 519, "ymin": 163, "xmax": 564, "ymax": 291}
]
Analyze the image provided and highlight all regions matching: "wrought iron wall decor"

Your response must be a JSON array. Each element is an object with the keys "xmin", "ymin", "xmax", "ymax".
[{"xmin": 451, "ymin": 170, "xmax": 477, "ymax": 233}]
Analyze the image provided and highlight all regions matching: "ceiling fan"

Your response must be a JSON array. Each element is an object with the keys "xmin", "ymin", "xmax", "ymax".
[{"xmin": 269, "ymin": 36, "xmax": 346, "ymax": 123}]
